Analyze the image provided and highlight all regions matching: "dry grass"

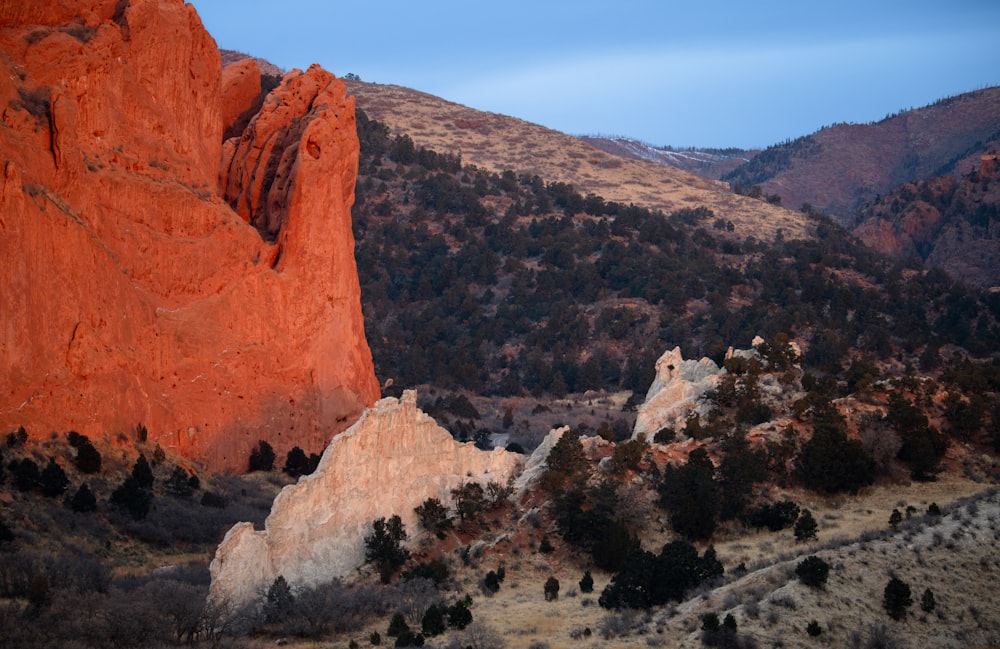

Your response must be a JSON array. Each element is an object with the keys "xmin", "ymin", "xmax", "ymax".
[
  {"xmin": 278, "ymin": 478, "xmax": 997, "ymax": 649},
  {"xmin": 346, "ymin": 81, "xmax": 813, "ymax": 242}
]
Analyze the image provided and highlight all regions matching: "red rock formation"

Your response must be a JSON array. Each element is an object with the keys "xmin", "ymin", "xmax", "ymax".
[
  {"xmin": 220, "ymin": 58, "xmax": 262, "ymax": 141},
  {"xmin": 0, "ymin": 0, "xmax": 379, "ymax": 471}
]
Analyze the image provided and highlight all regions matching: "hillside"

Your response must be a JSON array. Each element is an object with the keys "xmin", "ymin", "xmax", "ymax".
[
  {"xmin": 577, "ymin": 136, "xmax": 754, "ymax": 178},
  {"xmin": 345, "ymin": 80, "xmax": 812, "ymax": 242},
  {"xmin": 720, "ymin": 87, "xmax": 1000, "ymax": 223},
  {"xmin": 853, "ymin": 154, "xmax": 1000, "ymax": 288},
  {"xmin": 4, "ymin": 15, "xmax": 1000, "ymax": 649}
]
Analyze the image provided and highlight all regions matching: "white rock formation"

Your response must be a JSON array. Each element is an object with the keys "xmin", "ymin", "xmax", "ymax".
[
  {"xmin": 513, "ymin": 426, "xmax": 567, "ymax": 494},
  {"xmin": 632, "ymin": 347, "xmax": 725, "ymax": 440},
  {"xmin": 209, "ymin": 390, "xmax": 522, "ymax": 609}
]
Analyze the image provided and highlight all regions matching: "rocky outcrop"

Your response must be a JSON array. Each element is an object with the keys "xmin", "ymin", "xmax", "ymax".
[
  {"xmin": 632, "ymin": 347, "xmax": 725, "ymax": 440},
  {"xmin": 210, "ymin": 391, "xmax": 522, "ymax": 609},
  {"xmin": 220, "ymin": 57, "xmax": 262, "ymax": 141},
  {"xmin": 0, "ymin": 0, "xmax": 379, "ymax": 471}
]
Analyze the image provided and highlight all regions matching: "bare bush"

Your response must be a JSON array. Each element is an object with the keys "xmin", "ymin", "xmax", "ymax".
[{"xmin": 600, "ymin": 608, "xmax": 638, "ymax": 639}]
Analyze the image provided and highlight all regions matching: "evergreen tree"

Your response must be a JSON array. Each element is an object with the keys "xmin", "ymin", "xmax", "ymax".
[
  {"xmin": 794, "ymin": 509, "xmax": 819, "ymax": 542},
  {"xmin": 111, "ymin": 476, "xmax": 152, "ymax": 520},
  {"xmin": 11, "ymin": 458, "xmax": 40, "ymax": 492},
  {"xmin": 131, "ymin": 453, "xmax": 154, "ymax": 489},
  {"xmin": 920, "ymin": 588, "xmax": 936, "ymax": 613},
  {"xmin": 165, "ymin": 466, "xmax": 195, "ymax": 499},
  {"xmin": 110, "ymin": 476, "xmax": 152, "ymax": 520},
  {"xmin": 364, "ymin": 515, "xmax": 410, "ymax": 583},
  {"xmin": 579, "ymin": 570, "xmax": 594, "ymax": 593},
  {"xmin": 446, "ymin": 598, "xmax": 473, "ymax": 630},
  {"xmin": 659, "ymin": 447, "xmax": 719, "ymax": 540},
  {"xmin": 264, "ymin": 575, "xmax": 294, "ymax": 623},
  {"xmin": 283, "ymin": 446, "xmax": 313, "ymax": 478},
  {"xmin": 69, "ymin": 483, "xmax": 97, "ymax": 512},
  {"xmin": 74, "ymin": 438, "xmax": 102, "ymax": 474},
  {"xmin": 248, "ymin": 440, "xmax": 276, "ymax": 472},
  {"xmin": 421, "ymin": 604, "xmax": 446, "ymax": 637},
  {"xmin": 883, "ymin": 577, "xmax": 913, "ymax": 620},
  {"xmin": 451, "ymin": 481, "xmax": 486, "ymax": 524},
  {"xmin": 795, "ymin": 397, "xmax": 875, "ymax": 493},
  {"xmin": 387, "ymin": 612, "xmax": 409, "ymax": 637},
  {"xmin": 414, "ymin": 497, "xmax": 453, "ymax": 538},
  {"xmin": 40, "ymin": 458, "xmax": 69, "ymax": 497}
]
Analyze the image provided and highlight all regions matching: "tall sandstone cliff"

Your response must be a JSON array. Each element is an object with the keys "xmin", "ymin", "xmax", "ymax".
[{"xmin": 0, "ymin": 0, "xmax": 380, "ymax": 471}]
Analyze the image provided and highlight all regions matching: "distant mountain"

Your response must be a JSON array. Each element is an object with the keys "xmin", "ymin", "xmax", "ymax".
[
  {"xmin": 578, "ymin": 136, "xmax": 755, "ymax": 178},
  {"xmin": 720, "ymin": 87, "xmax": 1000, "ymax": 224}
]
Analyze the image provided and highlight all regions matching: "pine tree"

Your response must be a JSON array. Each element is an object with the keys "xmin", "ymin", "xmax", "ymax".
[
  {"xmin": 131, "ymin": 453, "xmax": 154, "ymax": 489},
  {"xmin": 364, "ymin": 515, "xmax": 410, "ymax": 583},
  {"xmin": 883, "ymin": 577, "xmax": 913, "ymax": 620},
  {"xmin": 264, "ymin": 575, "xmax": 294, "ymax": 623},
  {"xmin": 69, "ymin": 483, "xmax": 98, "ymax": 512},
  {"xmin": 40, "ymin": 458, "xmax": 69, "ymax": 497},
  {"xmin": 248, "ymin": 440, "xmax": 275, "ymax": 472}
]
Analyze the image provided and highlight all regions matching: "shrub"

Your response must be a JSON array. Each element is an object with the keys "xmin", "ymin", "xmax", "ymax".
[
  {"xmin": 482, "ymin": 570, "xmax": 501, "ymax": 595},
  {"xmin": 888, "ymin": 509, "xmax": 902, "ymax": 530},
  {"xmin": 402, "ymin": 559, "xmax": 450, "ymax": 587},
  {"xmin": 446, "ymin": 598, "xmax": 473, "ymax": 630},
  {"xmin": 538, "ymin": 536, "xmax": 554, "ymax": 554},
  {"xmin": 701, "ymin": 612, "xmax": 720, "ymax": 632},
  {"xmin": 743, "ymin": 500, "xmax": 800, "ymax": 531},
  {"xmin": 883, "ymin": 577, "xmax": 912, "ymax": 620},
  {"xmin": 654, "ymin": 427, "xmax": 676, "ymax": 444},
  {"xmin": 794, "ymin": 509, "xmax": 818, "ymax": 542},
  {"xmin": 806, "ymin": 620, "xmax": 822, "ymax": 636},
  {"xmin": 920, "ymin": 588, "xmax": 936, "ymax": 613},
  {"xmin": 394, "ymin": 629, "xmax": 424, "ymax": 647},
  {"xmin": 544, "ymin": 576, "xmax": 560, "ymax": 601},
  {"xmin": 795, "ymin": 556, "xmax": 829, "ymax": 588},
  {"xmin": 579, "ymin": 569, "xmax": 594, "ymax": 593}
]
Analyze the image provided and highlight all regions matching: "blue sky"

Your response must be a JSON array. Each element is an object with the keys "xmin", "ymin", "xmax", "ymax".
[{"xmin": 189, "ymin": 1, "xmax": 1000, "ymax": 149}]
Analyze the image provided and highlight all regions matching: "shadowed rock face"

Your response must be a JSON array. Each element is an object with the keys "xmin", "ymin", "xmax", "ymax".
[
  {"xmin": 0, "ymin": 0, "xmax": 379, "ymax": 471},
  {"xmin": 210, "ymin": 391, "xmax": 523, "ymax": 609}
]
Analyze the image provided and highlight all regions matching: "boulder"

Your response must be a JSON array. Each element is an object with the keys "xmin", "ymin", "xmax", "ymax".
[{"xmin": 210, "ymin": 390, "xmax": 522, "ymax": 609}]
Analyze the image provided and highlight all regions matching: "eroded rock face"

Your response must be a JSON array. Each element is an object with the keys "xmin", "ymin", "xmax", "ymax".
[
  {"xmin": 210, "ymin": 391, "xmax": 522, "ymax": 609},
  {"xmin": 631, "ymin": 347, "xmax": 724, "ymax": 439},
  {"xmin": 220, "ymin": 57, "xmax": 263, "ymax": 141},
  {"xmin": 0, "ymin": 1, "xmax": 379, "ymax": 471}
]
